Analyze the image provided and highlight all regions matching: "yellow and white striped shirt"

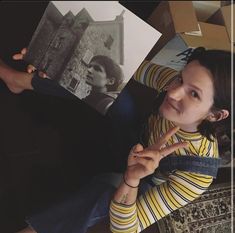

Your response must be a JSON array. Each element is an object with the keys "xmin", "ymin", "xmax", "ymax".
[{"xmin": 110, "ymin": 61, "xmax": 218, "ymax": 233}]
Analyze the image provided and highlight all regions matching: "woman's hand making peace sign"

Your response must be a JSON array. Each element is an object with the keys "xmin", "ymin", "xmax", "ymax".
[{"xmin": 124, "ymin": 126, "xmax": 188, "ymax": 187}]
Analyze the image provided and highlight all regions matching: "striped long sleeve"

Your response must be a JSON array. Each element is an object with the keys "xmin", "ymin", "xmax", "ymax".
[
  {"xmin": 133, "ymin": 61, "xmax": 178, "ymax": 92},
  {"xmin": 110, "ymin": 171, "xmax": 213, "ymax": 233},
  {"xmin": 109, "ymin": 201, "xmax": 137, "ymax": 233}
]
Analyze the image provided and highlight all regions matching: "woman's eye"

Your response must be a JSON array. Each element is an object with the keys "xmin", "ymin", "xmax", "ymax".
[{"xmin": 191, "ymin": 90, "xmax": 199, "ymax": 98}]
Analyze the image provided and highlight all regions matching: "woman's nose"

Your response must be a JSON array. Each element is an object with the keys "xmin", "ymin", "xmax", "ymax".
[{"xmin": 168, "ymin": 85, "xmax": 185, "ymax": 101}]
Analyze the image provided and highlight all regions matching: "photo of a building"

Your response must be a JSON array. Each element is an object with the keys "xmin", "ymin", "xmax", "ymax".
[{"xmin": 24, "ymin": 1, "xmax": 161, "ymax": 114}]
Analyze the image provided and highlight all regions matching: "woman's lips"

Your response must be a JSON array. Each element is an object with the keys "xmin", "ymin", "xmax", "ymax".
[{"xmin": 166, "ymin": 97, "xmax": 180, "ymax": 113}]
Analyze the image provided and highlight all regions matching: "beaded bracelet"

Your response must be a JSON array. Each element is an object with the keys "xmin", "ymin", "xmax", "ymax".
[{"xmin": 123, "ymin": 174, "xmax": 139, "ymax": 188}]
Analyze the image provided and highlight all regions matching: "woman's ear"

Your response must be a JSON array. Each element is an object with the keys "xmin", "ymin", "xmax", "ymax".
[{"xmin": 207, "ymin": 109, "xmax": 229, "ymax": 122}]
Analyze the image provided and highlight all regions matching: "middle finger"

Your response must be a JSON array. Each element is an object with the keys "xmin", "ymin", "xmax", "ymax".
[
  {"xmin": 160, "ymin": 141, "xmax": 188, "ymax": 158},
  {"xmin": 150, "ymin": 126, "xmax": 180, "ymax": 150}
]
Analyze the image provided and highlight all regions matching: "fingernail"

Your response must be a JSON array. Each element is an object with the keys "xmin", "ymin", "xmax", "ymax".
[{"xmin": 132, "ymin": 152, "xmax": 138, "ymax": 156}]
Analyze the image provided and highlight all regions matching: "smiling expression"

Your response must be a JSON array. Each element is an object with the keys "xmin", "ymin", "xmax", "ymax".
[{"xmin": 159, "ymin": 60, "xmax": 215, "ymax": 132}]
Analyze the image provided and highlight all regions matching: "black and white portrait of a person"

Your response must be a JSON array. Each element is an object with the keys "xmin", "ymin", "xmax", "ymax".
[{"xmin": 24, "ymin": 1, "xmax": 161, "ymax": 114}]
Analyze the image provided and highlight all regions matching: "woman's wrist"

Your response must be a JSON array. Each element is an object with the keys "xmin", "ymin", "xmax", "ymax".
[{"xmin": 123, "ymin": 172, "xmax": 140, "ymax": 188}]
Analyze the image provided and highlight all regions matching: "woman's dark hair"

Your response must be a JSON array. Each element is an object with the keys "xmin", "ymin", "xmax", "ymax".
[
  {"xmin": 90, "ymin": 55, "xmax": 124, "ymax": 91},
  {"xmin": 187, "ymin": 47, "xmax": 232, "ymax": 141}
]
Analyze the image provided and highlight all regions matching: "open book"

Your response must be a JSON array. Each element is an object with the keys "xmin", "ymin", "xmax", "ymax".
[{"xmin": 24, "ymin": 1, "xmax": 161, "ymax": 115}]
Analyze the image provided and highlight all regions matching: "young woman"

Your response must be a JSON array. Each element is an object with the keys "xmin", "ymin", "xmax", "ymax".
[
  {"xmin": 109, "ymin": 47, "xmax": 231, "ymax": 232},
  {"xmin": 0, "ymin": 47, "xmax": 231, "ymax": 233}
]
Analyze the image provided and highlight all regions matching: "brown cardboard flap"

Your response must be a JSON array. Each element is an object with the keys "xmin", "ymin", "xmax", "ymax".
[
  {"xmin": 221, "ymin": 5, "xmax": 233, "ymax": 42},
  {"xmin": 192, "ymin": 1, "xmax": 221, "ymax": 21},
  {"xmin": 207, "ymin": 8, "xmax": 224, "ymax": 26},
  {"xmin": 180, "ymin": 22, "xmax": 231, "ymax": 51},
  {"xmin": 148, "ymin": 1, "xmax": 174, "ymax": 31},
  {"xmin": 207, "ymin": 5, "xmax": 234, "ymax": 42},
  {"xmin": 148, "ymin": 1, "xmax": 199, "ymax": 34},
  {"xmin": 169, "ymin": 1, "xmax": 199, "ymax": 33}
]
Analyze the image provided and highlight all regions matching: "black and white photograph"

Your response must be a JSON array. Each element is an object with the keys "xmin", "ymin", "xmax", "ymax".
[{"xmin": 24, "ymin": 1, "xmax": 161, "ymax": 114}]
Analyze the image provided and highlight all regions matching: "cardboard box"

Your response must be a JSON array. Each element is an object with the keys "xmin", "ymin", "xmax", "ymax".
[
  {"xmin": 207, "ymin": 4, "xmax": 234, "ymax": 43},
  {"xmin": 192, "ymin": 1, "xmax": 221, "ymax": 21},
  {"xmin": 221, "ymin": 1, "xmax": 233, "ymax": 7},
  {"xmin": 149, "ymin": 22, "xmax": 230, "ymax": 71},
  {"xmin": 146, "ymin": 1, "xmax": 231, "ymax": 71}
]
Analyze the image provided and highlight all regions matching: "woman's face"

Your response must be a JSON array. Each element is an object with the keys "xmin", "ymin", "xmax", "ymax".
[{"xmin": 159, "ymin": 60, "xmax": 215, "ymax": 132}]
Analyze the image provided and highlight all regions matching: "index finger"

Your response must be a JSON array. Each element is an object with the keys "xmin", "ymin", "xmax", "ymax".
[
  {"xmin": 150, "ymin": 126, "xmax": 180, "ymax": 150},
  {"xmin": 160, "ymin": 141, "xmax": 188, "ymax": 158}
]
